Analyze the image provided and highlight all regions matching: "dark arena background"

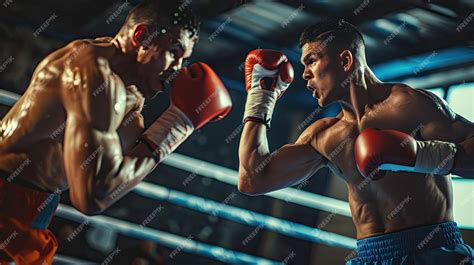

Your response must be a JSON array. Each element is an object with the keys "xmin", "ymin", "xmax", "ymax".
[{"xmin": 0, "ymin": 0, "xmax": 473, "ymax": 264}]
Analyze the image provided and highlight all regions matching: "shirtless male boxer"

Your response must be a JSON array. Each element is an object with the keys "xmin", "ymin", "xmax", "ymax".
[
  {"xmin": 0, "ymin": 1, "xmax": 232, "ymax": 264},
  {"xmin": 238, "ymin": 20, "xmax": 473, "ymax": 264}
]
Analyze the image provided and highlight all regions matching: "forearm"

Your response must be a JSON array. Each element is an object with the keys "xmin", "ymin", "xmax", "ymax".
[
  {"xmin": 92, "ymin": 121, "xmax": 196, "ymax": 208},
  {"xmin": 238, "ymin": 121, "xmax": 272, "ymax": 178},
  {"xmin": 452, "ymin": 135, "xmax": 474, "ymax": 178},
  {"xmin": 76, "ymin": 143, "xmax": 156, "ymax": 214}
]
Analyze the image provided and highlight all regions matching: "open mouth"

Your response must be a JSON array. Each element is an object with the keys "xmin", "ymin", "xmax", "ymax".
[{"xmin": 309, "ymin": 87, "xmax": 319, "ymax": 99}]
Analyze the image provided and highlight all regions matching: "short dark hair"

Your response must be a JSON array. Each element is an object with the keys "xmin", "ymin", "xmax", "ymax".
[
  {"xmin": 123, "ymin": 0, "xmax": 200, "ymax": 38},
  {"xmin": 299, "ymin": 19, "xmax": 364, "ymax": 55}
]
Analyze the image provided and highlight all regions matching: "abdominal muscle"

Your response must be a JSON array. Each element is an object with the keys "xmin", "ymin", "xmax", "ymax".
[{"xmin": 346, "ymin": 170, "xmax": 453, "ymax": 239}]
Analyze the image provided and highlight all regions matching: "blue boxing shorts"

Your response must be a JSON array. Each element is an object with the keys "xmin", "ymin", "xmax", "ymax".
[{"xmin": 346, "ymin": 222, "xmax": 473, "ymax": 265}]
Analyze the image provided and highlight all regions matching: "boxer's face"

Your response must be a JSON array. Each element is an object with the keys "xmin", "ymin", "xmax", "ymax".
[
  {"xmin": 135, "ymin": 27, "xmax": 196, "ymax": 99},
  {"xmin": 301, "ymin": 40, "xmax": 347, "ymax": 107}
]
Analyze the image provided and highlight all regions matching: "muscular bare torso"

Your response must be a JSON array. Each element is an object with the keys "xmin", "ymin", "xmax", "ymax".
[
  {"xmin": 308, "ymin": 85, "xmax": 453, "ymax": 239},
  {"xmin": 0, "ymin": 38, "xmax": 145, "ymax": 193}
]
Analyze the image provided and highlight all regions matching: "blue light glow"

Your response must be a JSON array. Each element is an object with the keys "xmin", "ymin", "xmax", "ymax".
[{"xmin": 448, "ymin": 83, "xmax": 474, "ymax": 121}]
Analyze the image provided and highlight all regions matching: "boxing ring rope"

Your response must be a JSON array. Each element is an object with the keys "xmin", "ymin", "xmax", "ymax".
[
  {"xmin": 53, "ymin": 254, "xmax": 95, "ymax": 264},
  {"xmin": 56, "ymin": 204, "xmax": 280, "ymax": 265},
  {"xmin": 55, "ymin": 180, "xmax": 357, "ymax": 263},
  {"xmin": 162, "ymin": 153, "xmax": 352, "ymax": 217},
  {"xmin": 53, "ymin": 181, "xmax": 356, "ymax": 264},
  {"xmin": 133, "ymin": 182, "xmax": 356, "ymax": 249},
  {"xmin": 0, "ymin": 89, "xmax": 20, "ymax": 106}
]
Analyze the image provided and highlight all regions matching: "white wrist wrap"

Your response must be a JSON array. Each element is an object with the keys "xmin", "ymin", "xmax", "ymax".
[
  {"xmin": 142, "ymin": 105, "xmax": 194, "ymax": 161},
  {"xmin": 414, "ymin": 140, "xmax": 457, "ymax": 175},
  {"xmin": 243, "ymin": 89, "xmax": 277, "ymax": 126}
]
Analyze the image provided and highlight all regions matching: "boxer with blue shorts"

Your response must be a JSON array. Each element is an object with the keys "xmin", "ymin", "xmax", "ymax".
[
  {"xmin": 237, "ymin": 19, "xmax": 474, "ymax": 265},
  {"xmin": 346, "ymin": 222, "xmax": 473, "ymax": 264}
]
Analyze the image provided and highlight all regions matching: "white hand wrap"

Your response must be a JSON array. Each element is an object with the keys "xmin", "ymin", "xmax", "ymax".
[
  {"xmin": 243, "ymin": 89, "xmax": 277, "ymax": 126},
  {"xmin": 243, "ymin": 64, "xmax": 289, "ymax": 127},
  {"xmin": 141, "ymin": 105, "xmax": 194, "ymax": 162},
  {"xmin": 414, "ymin": 140, "xmax": 457, "ymax": 175}
]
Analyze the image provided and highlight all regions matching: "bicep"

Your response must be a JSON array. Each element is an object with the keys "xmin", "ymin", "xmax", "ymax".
[
  {"xmin": 261, "ymin": 142, "xmax": 325, "ymax": 189},
  {"xmin": 252, "ymin": 125, "xmax": 326, "ymax": 192}
]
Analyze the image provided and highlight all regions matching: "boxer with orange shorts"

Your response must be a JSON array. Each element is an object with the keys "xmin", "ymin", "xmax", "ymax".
[{"xmin": 0, "ymin": 0, "xmax": 232, "ymax": 263}]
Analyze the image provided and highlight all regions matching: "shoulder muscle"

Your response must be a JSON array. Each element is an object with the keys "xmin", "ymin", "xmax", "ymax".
[
  {"xmin": 296, "ymin": 117, "xmax": 338, "ymax": 145},
  {"xmin": 62, "ymin": 54, "xmax": 127, "ymax": 132}
]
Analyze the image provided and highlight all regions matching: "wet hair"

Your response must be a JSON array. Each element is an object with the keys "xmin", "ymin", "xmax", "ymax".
[
  {"xmin": 299, "ymin": 19, "xmax": 364, "ymax": 56},
  {"xmin": 121, "ymin": 0, "xmax": 200, "ymax": 39}
]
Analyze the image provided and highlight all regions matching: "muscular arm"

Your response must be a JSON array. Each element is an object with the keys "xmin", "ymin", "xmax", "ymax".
[
  {"xmin": 238, "ymin": 121, "xmax": 327, "ymax": 195},
  {"xmin": 63, "ymin": 57, "xmax": 156, "ymax": 215},
  {"xmin": 408, "ymin": 89, "xmax": 474, "ymax": 178}
]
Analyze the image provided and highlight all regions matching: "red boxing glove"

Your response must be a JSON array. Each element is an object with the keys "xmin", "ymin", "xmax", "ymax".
[
  {"xmin": 244, "ymin": 49, "xmax": 294, "ymax": 96},
  {"xmin": 171, "ymin": 62, "xmax": 232, "ymax": 129},
  {"xmin": 141, "ymin": 62, "xmax": 232, "ymax": 162},
  {"xmin": 354, "ymin": 128, "xmax": 457, "ymax": 179},
  {"xmin": 243, "ymin": 49, "xmax": 294, "ymax": 127}
]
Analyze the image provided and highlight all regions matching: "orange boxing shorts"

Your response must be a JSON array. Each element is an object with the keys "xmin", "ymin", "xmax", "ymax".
[{"xmin": 0, "ymin": 177, "xmax": 60, "ymax": 265}]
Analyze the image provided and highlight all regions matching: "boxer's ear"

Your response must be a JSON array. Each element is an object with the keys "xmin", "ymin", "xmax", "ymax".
[
  {"xmin": 132, "ymin": 24, "xmax": 149, "ymax": 48},
  {"xmin": 340, "ymin": 50, "xmax": 353, "ymax": 72}
]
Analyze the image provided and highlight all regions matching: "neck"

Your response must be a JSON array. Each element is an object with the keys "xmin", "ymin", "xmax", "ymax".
[
  {"xmin": 340, "ymin": 65, "xmax": 383, "ymax": 121},
  {"xmin": 109, "ymin": 34, "xmax": 138, "ymax": 87}
]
